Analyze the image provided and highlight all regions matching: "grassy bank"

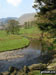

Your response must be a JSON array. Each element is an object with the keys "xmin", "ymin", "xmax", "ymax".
[
  {"xmin": 20, "ymin": 26, "xmax": 41, "ymax": 39},
  {"xmin": 0, "ymin": 31, "xmax": 29, "ymax": 52},
  {"xmin": 0, "ymin": 26, "xmax": 40, "ymax": 52}
]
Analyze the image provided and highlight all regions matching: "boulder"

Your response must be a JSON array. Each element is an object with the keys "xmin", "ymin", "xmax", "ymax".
[
  {"xmin": 23, "ymin": 66, "xmax": 30, "ymax": 73},
  {"xmin": 29, "ymin": 63, "xmax": 47, "ymax": 70},
  {"xmin": 47, "ymin": 63, "xmax": 56, "ymax": 70}
]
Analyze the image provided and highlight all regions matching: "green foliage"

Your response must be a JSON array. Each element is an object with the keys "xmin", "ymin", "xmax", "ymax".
[
  {"xmin": 53, "ymin": 40, "xmax": 56, "ymax": 44},
  {"xmin": 37, "ymin": 23, "xmax": 51, "ymax": 31},
  {"xmin": 24, "ymin": 21, "xmax": 35, "ymax": 29},
  {"xmin": 6, "ymin": 20, "xmax": 20, "ymax": 34},
  {"xmin": 34, "ymin": 0, "xmax": 56, "ymax": 34},
  {"xmin": 33, "ymin": 0, "xmax": 56, "ymax": 51},
  {"xmin": 48, "ymin": 46, "xmax": 54, "ymax": 51},
  {"xmin": 35, "ymin": 0, "xmax": 56, "ymax": 5}
]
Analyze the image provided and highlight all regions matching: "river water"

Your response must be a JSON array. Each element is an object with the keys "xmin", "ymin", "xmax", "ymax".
[{"xmin": 0, "ymin": 40, "xmax": 43, "ymax": 72}]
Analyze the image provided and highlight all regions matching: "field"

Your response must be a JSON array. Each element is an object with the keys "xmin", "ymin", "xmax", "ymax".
[
  {"xmin": 20, "ymin": 26, "xmax": 41, "ymax": 39},
  {"xmin": 20, "ymin": 26, "xmax": 41, "ymax": 34},
  {"xmin": 0, "ymin": 26, "xmax": 41, "ymax": 52},
  {"xmin": 0, "ymin": 30, "xmax": 29, "ymax": 52}
]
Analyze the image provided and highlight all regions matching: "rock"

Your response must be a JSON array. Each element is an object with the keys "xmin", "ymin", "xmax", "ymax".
[
  {"xmin": 29, "ymin": 63, "xmax": 47, "ymax": 70},
  {"xmin": 9, "ymin": 66, "xmax": 19, "ymax": 73},
  {"xmin": 52, "ymin": 58, "xmax": 56, "ymax": 63},
  {"xmin": 47, "ymin": 63, "xmax": 56, "ymax": 70},
  {"xmin": 16, "ymin": 66, "xmax": 30, "ymax": 75},
  {"xmin": 3, "ymin": 72, "xmax": 10, "ymax": 75},
  {"xmin": 23, "ymin": 66, "xmax": 30, "ymax": 73}
]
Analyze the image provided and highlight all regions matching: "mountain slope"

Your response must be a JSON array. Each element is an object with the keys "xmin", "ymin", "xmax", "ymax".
[
  {"xmin": 0, "ymin": 13, "xmax": 36, "ymax": 26},
  {"xmin": 17, "ymin": 13, "xmax": 35, "ymax": 25}
]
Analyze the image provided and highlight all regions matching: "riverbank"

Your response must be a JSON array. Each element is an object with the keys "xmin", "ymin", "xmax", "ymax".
[
  {"xmin": 0, "ymin": 27, "xmax": 40, "ymax": 52},
  {"xmin": 0, "ymin": 50, "xmax": 24, "ymax": 60},
  {"xmin": 0, "ymin": 33, "xmax": 30, "ymax": 52},
  {"xmin": 1, "ymin": 53, "xmax": 54, "ymax": 75},
  {"xmin": 0, "ymin": 40, "xmax": 55, "ymax": 74},
  {"xmin": 0, "ymin": 39, "xmax": 41, "ymax": 61},
  {"xmin": 0, "ymin": 29, "xmax": 56, "ymax": 74},
  {"xmin": 47, "ymin": 51, "xmax": 56, "ymax": 70},
  {"xmin": 1, "ymin": 54, "xmax": 56, "ymax": 75}
]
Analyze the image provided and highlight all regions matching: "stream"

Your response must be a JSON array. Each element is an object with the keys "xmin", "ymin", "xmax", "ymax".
[{"xmin": 0, "ymin": 39, "xmax": 49, "ymax": 72}]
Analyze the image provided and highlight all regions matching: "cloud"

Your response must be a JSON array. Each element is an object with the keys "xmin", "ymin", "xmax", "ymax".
[{"xmin": 7, "ymin": 0, "xmax": 22, "ymax": 7}]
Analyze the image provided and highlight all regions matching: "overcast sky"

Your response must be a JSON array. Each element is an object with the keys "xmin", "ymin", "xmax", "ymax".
[{"xmin": 0, "ymin": 0, "xmax": 35, "ymax": 18}]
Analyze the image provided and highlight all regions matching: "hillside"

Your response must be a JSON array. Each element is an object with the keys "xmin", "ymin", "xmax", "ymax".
[
  {"xmin": 0, "ymin": 17, "xmax": 17, "ymax": 25},
  {"xmin": 17, "ymin": 13, "xmax": 35, "ymax": 25},
  {"xmin": 0, "ymin": 13, "xmax": 36, "ymax": 26}
]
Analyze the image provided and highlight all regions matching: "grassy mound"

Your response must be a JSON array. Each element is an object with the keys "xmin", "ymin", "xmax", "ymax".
[{"xmin": 0, "ymin": 31, "xmax": 29, "ymax": 52}]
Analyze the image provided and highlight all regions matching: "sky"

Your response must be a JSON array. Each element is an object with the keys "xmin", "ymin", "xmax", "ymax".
[{"xmin": 0, "ymin": 0, "xmax": 35, "ymax": 18}]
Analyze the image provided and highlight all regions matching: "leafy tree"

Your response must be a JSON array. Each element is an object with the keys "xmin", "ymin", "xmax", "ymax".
[
  {"xmin": 6, "ymin": 20, "xmax": 20, "ymax": 34},
  {"xmin": 24, "ymin": 22, "xmax": 28, "ymax": 29},
  {"xmin": 24, "ymin": 22, "xmax": 31, "ymax": 29},
  {"xmin": 33, "ymin": 0, "xmax": 56, "ymax": 51},
  {"xmin": 33, "ymin": 0, "xmax": 56, "ymax": 34}
]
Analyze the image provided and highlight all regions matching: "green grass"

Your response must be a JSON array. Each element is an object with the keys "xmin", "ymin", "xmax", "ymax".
[
  {"xmin": 29, "ymin": 70, "xmax": 40, "ymax": 75},
  {"xmin": 0, "ymin": 30, "xmax": 29, "ymax": 52},
  {"xmin": 20, "ymin": 26, "xmax": 41, "ymax": 34},
  {"xmin": 0, "ymin": 30, "xmax": 7, "ymax": 37},
  {"xmin": 0, "ymin": 26, "xmax": 40, "ymax": 52},
  {"xmin": 19, "ymin": 26, "xmax": 41, "ymax": 39}
]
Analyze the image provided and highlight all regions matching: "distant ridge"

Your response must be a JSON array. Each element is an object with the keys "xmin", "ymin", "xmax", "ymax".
[
  {"xmin": 0, "ymin": 17, "xmax": 17, "ymax": 25},
  {"xmin": 0, "ymin": 13, "xmax": 36, "ymax": 27},
  {"xmin": 17, "ymin": 13, "xmax": 35, "ymax": 25}
]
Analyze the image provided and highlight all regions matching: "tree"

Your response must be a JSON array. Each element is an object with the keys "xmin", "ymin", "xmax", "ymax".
[
  {"xmin": 33, "ymin": 0, "xmax": 56, "ymax": 33},
  {"xmin": 6, "ymin": 20, "xmax": 20, "ymax": 34},
  {"xmin": 24, "ymin": 22, "xmax": 30, "ymax": 29},
  {"xmin": 24, "ymin": 22, "xmax": 28, "ymax": 29},
  {"xmin": 33, "ymin": 0, "xmax": 56, "ymax": 52}
]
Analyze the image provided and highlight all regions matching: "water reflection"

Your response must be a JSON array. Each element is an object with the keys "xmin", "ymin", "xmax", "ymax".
[
  {"xmin": 30, "ymin": 39, "xmax": 41, "ymax": 50},
  {"xmin": 0, "ymin": 39, "xmax": 42, "ymax": 72}
]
